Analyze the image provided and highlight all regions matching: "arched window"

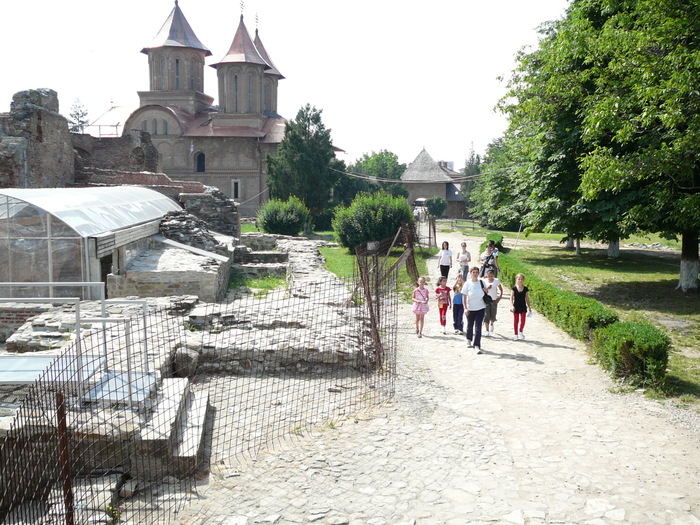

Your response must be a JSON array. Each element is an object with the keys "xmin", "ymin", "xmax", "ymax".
[
  {"xmin": 263, "ymin": 81, "xmax": 271, "ymax": 112},
  {"xmin": 189, "ymin": 59, "xmax": 196, "ymax": 90},
  {"xmin": 159, "ymin": 57, "xmax": 166, "ymax": 90},
  {"xmin": 162, "ymin": 120, "xmax": 168, "ymax": 135},
  {"xmin": 247, "ymin": 73, "xmax": 253, "ymax": 112},
  {"xmin": 175, "ymin": 59, "xmax": 181, "ymax": 90},
  {"xmin": 142, "ymin": 121, "xmax": 148, "ymax": 132},
  {"xmin": 195, "ymin": 152, "xmax": 206, "ymax": 173},
  {"xmin": 152, "ymin": 119, "xmax": 158, "ymax": 135},
  {"xmin": 233, "ymin": 74, "xmax": 239, "ymax": 113}
]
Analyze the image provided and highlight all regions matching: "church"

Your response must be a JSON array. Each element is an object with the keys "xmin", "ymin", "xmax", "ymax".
[{"xmin": 122, "ymin": 1, "xmax": 285, "ymax": 216}]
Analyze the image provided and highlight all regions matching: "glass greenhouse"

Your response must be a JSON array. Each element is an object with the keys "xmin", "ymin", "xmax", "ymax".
[{"xmin": 0, "ymin": 187, "xmax": 181, "ymax": 298}]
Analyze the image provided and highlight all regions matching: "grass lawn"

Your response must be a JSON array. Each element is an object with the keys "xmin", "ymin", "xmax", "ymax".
[
  {"xmin": 319, "ymin": 244, "xmax": 437, "ymax": 300},
  {"xmin": 509, "ymin": 243, "xmax": 700, "ymax": 406}
]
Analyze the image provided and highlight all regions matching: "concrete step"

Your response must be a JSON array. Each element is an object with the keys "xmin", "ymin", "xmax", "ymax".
[
  {"xmin": 84, "ymin": 370, "xmax": 158, "ymax": 407},
  {"xmin": 245, "ymin": 250, "xmax": 289, "ymax": 264},
  {"xmin": 231, "ymin": 262, "xmax": 287, "ymax": 278},
  {"xmin": 139, "ymin": 377, "xmax": 189, "ymax": 450},
  {"xmin": 172, "ymin": 389, "xmax": 209, "ymax": 476}
]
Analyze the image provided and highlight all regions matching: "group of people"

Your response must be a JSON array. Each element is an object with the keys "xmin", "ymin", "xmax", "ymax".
[{"xmin": 411, "ymin": 240, "xmax": 532, "ymax": 353}]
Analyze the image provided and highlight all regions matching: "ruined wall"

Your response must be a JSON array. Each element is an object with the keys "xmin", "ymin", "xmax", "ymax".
[
  {"xmin": 179, "ymin": 189, "xmax": 240, "ymax": 237},
  {"xmin": 72, "ymin": 130, "xmax": 161, "ymax": 174},
  {"xmin": 107, "ymin": 257, "xmax": 231, "ymax": 303},
  {"xmin": 0, "ymin": 89, "xmax": 73, "ymax": 188},
  {"xmin": 0, "ymin": 304, "xmax": 54, "ymax": 344}
]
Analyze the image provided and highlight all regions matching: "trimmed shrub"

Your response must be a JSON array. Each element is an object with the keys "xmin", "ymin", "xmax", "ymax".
[
  {"xmin": 592, "ymin": 322, "xmax": 670, "ymax": 388},
  {"xmin": 425, "ymin": 196, "xmax": 447, "ymax": 218},
  {"xmin": 256, "ymin": 196, "xmax": 310, "ymax": 236},
  {"xmin": 485, "ymin": 233, "xmax": 504, "ymax": 250},
  {"xmin": 497, "ymin": 249, "xmax": 619, "ymax": 341},
  {"xmin": 333, "ymin": 192, "xmax": 414, "ymax": 250}
]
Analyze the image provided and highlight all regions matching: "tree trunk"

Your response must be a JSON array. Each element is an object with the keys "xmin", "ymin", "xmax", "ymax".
[
  {"xmin": 565, "ymin": 235, "xmax": 575, "ymax": 250},
  {"xmin": 575, "ymin": 238, "xmax": 581, "ymax": 255},
  {"xmin": 607, "ymin": 238, "xmax": 620, "ymax": 258},
  {"xmin": 678, "ymin": 230, "xmax": 699, "ymax": 292}
]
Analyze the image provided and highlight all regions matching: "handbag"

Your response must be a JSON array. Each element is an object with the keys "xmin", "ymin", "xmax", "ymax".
[{"xmin": 480, "ymin": 280, "xmax": 493, "ymax": 304}]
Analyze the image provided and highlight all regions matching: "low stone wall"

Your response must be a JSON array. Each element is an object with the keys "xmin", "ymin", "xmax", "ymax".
[
  {"xmin": 179, "ymin": 190, "xmax": 239, "ymax": 237},
  {"xmin": 108, "ymin": 261, "xmax": 230, "ymax": 303},
  {"xmin": 0, "ymin": 304, "xmax": 55, "ymax": 344}
]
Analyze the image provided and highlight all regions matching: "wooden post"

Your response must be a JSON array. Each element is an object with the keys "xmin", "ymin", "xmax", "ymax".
[{"xmin": 56, "ymin": 391, "xmax": 75, "ymax": 525}]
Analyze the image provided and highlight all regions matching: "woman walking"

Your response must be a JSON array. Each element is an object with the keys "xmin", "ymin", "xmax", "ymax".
[
  {"xmin": 510, "ymin": 273, "xmax": 532, "ymax": 340},
  {"xmin": 463, "ymin": 266, "xmax": 487, "ymax": 354},
  {"xmin": 456, "ymin": 242, "xmax": 471, "ymax": 279},
  {"xmin": 435, "ymin": 276, "xmax": 451, "ymax": 335},
  {"xmin": 436, "ymin": 241, "xmax": 453, "ymax": 279},
  {"xmin": 411, "ymin": 276, "xmax": 430, "ymax": 338}
]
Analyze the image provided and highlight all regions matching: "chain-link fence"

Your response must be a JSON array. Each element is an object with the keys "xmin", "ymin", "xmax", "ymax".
[{"xmin": 0, "ymin": 236, "xmax": 403, "ymax": 524}]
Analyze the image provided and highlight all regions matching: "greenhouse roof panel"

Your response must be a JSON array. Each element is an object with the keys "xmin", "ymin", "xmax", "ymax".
[{"xmin": 0, "ymin": 187, "xmax": 181, "ymax": 237}]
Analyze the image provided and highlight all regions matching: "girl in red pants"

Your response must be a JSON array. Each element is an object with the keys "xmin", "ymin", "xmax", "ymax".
[
  {"xmin": 510, "ymin": 273, "xmax": 532, "ymax": 340},
  {"xmin": 435, "ymin": 276, "xmax": 451, "ymax": 335}
]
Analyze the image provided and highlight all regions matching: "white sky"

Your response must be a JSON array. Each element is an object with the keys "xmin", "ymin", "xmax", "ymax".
[{"xmin": 0, "ymin": 0, "xmax": 569, "ymax": 167}]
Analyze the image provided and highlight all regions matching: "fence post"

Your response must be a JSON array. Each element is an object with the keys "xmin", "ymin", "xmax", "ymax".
[{"xmin": 56, "ymin": 391, "xmax": 75, "ymax": 525}]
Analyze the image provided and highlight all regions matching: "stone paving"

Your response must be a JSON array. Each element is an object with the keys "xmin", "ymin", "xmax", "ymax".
[{"xmin": 177, "ymin": 230, "xmax": 700, "ymax": 525}]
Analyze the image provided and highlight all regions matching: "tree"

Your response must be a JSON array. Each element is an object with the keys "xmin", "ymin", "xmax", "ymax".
[
  {"xmin": 266, "ymin": 104, "xmax": 338, "ymax": 216},
  {"xmin": 461, "ymin": 146, "xmax": 481, "ymax": 212},
  {"xmin": 68, "ymin": 99, "xmax": 89, "ymax": 133},
  {"xmin": 425, "ymin": 196, "xmax": 447, "ymax": 218},
  {"xmin": 349, "ymin": 150, "xmax": 407, "ymax": 198},
  {"xmin": 569, "ymin": 0, "xmax": 700, "ymax": 290}
]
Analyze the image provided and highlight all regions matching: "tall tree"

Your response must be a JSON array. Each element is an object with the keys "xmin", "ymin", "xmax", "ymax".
[
  {"xmin": 461, "ymin": 146, "xmax": 481, "ymax": 211},
  {"xmin": 68, "ymin": 99, "xmax": 89, "ymax": 133},
  {"xmin": 349, "ymin": 150, "xmax": 407, "ymax": 198},
  {"xmin": 266, "ymin": 104, "xmax": 338, "ymax": 215},
  {"xmin": 573, "ymin": 0, "xmax": 700, "ymax": 290}
]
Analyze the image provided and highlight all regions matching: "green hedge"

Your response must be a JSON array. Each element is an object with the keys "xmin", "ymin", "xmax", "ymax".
[
  {"xmin": 494, "ymin": 240, "xmax": 670, "ymax": 386},
  {"xmin": 592, "ymin": 322, "xmax": 670, "ymax": 388},
  {"xmin": 257, "ymin": 196, "xmax": 310, "ymax": 236},
  {"xmin": 497, "ymin": 251, "xmax": 618, "ymax": 341}
]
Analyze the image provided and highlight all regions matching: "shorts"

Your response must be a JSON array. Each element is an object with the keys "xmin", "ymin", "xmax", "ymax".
[{"xmin": 483, "ymin": 302, "xmax": 498, "ymax": 323}]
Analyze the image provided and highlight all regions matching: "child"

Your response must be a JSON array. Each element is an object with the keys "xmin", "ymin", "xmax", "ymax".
[
  {"xmin": 411, "ymin": 276, "xmax": 430, "ymax": 338},
  {"xmin": 510, "ymin": 273, "xmax": 532, "ymax": 340},
  {"xmin": 435, "ymin": 275, "xmax": 451, "ymax": 335},
  {"xmin": 452, "ymin": 274, "xmax": 465, "ymax": 334}
]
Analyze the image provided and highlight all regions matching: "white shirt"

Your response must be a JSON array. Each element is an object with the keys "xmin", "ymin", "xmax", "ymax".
[
  {"xmin": 437, "ymin": 249, "xmax": 452, "ymax": 266},
  {"xmin": 463, "ymin": 279, "xmax": 486, "ymax": 310}
]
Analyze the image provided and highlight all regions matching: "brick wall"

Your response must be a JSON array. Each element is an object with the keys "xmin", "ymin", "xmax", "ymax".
[{"xmin": 0, "ymin": 304, "xmax": 54, "ymax": 343}]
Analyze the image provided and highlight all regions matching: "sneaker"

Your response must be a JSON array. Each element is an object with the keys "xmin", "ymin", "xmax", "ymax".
[
  {"xmin": 418, "ymin": 333, "xmax": 422, "ymax": 338},
  {"xmin": 454, "ymin": 330, "xmax": 460, "ymax": 334},
  {"xmin": 519, "ymin": 332, "xmax": 525, "ymax": 340},
  {"xmin": 484, "ymin": 331, "xmax": 490, "ymax": 337},
  {"xmin": 467, "ymin": 341, "xmax": 474, "ymax": 348},
  {"xmin": 442, "ymin": 329, "xmax": 446, "ymax": 334},
  {"xmin": 489, "ymin": 325, "xmax": 495, "ymax": 334},
  {"xmin": 475, "ymin": 346, "xmax": 482, "ymax": 354},
  {"xmin": 513, "ymin": 335, "xmax": 519, "ymax": 341}
]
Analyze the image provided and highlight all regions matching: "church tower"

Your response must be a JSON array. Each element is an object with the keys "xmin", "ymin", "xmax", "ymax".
[
  {"xmin": 138, "ymin": 0, "xmax": 214, "ymax": 115},
  {"xmin": 123, "ymin": 2, "xmax": 286, "ymax": 217}
]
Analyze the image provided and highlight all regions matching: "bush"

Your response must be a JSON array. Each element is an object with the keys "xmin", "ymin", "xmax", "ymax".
[
  {"xmin": 425, "ymin": 196, "xmax": 447, "ymax": 218},
  {"xmin": 333, "ymin": 192, "xmax": 414, "ymax": 250},
  {"xmin": 256, "ymin": 196, "xmax": 310, "ymax": 236},
  {"xmin": 592, "ymin": 322, "xmax": 670, "ymax": 388}
]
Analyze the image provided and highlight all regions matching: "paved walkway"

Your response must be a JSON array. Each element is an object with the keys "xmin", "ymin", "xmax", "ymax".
[{"xmin": 182, "ymin": 229, "xmax": 700, "ymax": 525}]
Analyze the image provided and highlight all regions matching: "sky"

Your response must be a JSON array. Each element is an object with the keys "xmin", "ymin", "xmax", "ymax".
[{"xmin": 0, "ymin": 0, "xmax": 569, "ymax": 167}]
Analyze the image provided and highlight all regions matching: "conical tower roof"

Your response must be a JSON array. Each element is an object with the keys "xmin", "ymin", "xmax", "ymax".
[
  {"xmin": 254, "ymin": 28, "xmax": 284, "ymax": 79},
  {"xmin": 213, "ymin": 15, "xmax": 268, "ymax": 68},
  {"xmin": 401, "ymin": 149, "xmax": 454, "ymax": 182},
  {"xmin": 142, "ymin": 0, "xmax": 211, "ymax": 56}
]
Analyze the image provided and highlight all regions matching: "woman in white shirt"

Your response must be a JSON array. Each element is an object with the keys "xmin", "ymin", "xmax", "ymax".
[
  {"xmin": 463, "ymin": 266, "xmax": 487, "ymax": 354},
  {"xmin": 456, "ymin": 242, "xmax": 471, "ymax": 279},
  {"xmin": 436, "ymin": 241, "xmax": 452, "ymax": 279}
]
